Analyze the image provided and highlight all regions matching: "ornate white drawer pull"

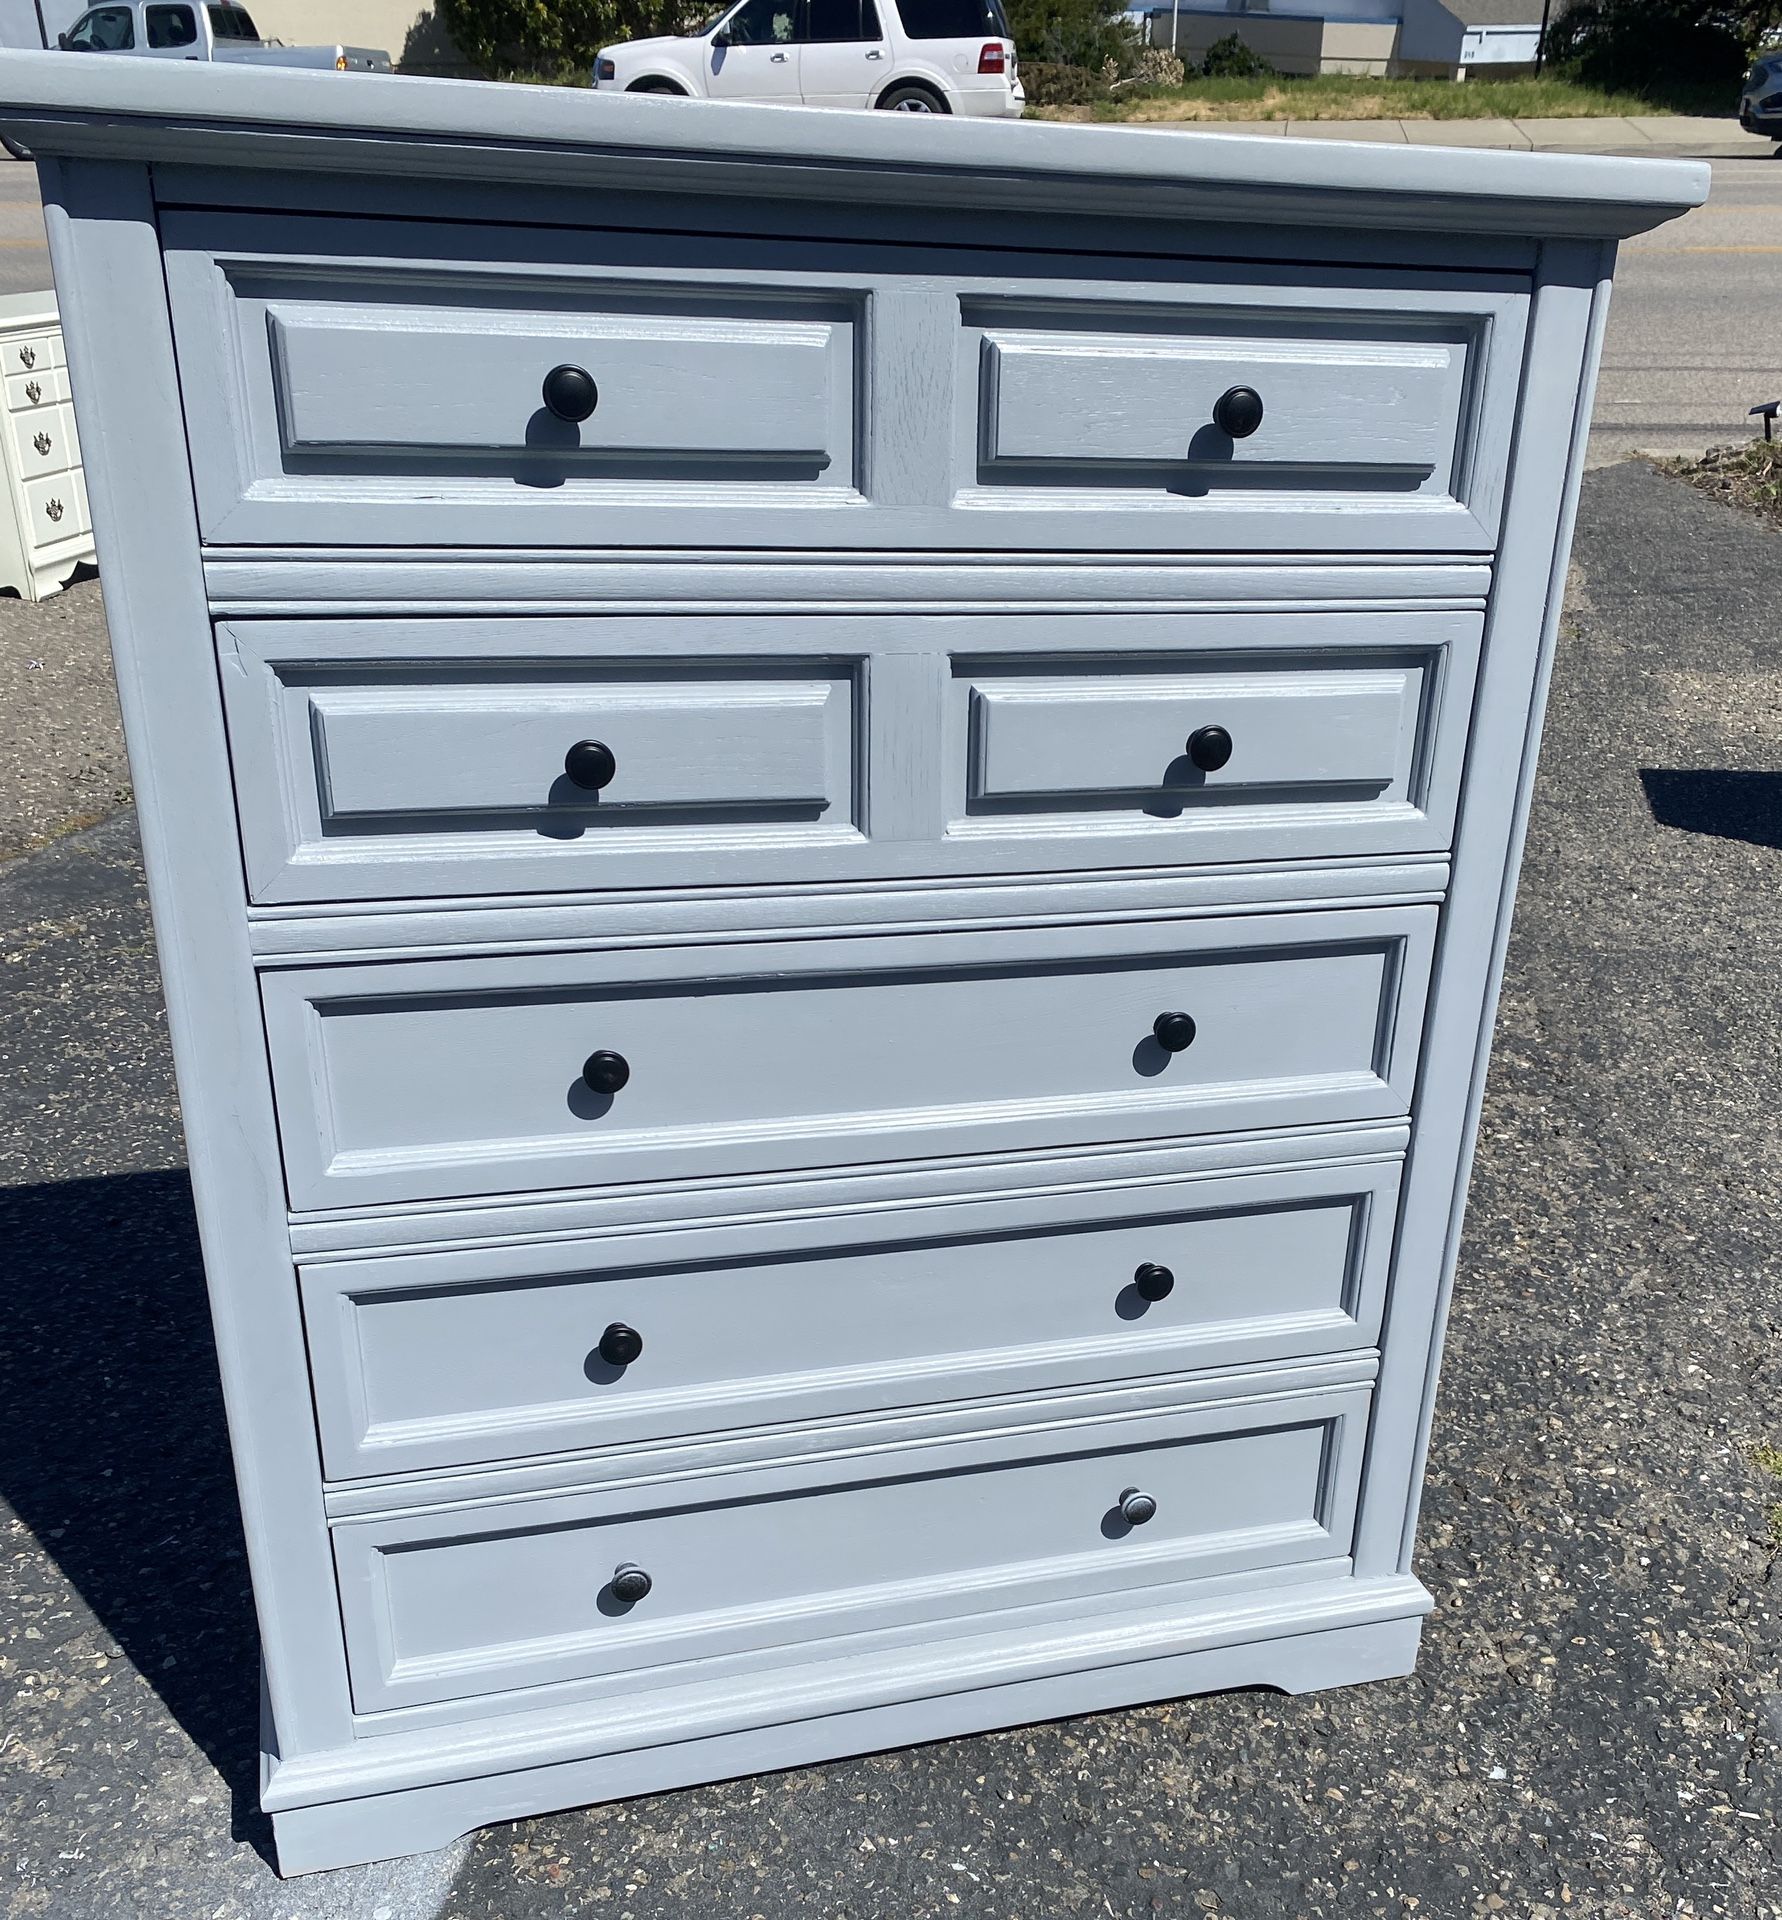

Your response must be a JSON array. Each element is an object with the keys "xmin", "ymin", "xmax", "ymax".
[
  {"xmin": 24, "ymin": 379, "xmax": 40, "ymax": 405},
  {"xmin": 44, "ymin": 496, "xmax": 63, "ymax": 523},
  {"xmin": 33, "ymin": 431, "xmax": 51, "ymax": 457}
]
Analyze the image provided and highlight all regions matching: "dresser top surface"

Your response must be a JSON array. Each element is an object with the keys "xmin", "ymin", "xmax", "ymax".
[{"xmin": 0, "ymin": 51, "xmax": 1705, "ymax": 242}]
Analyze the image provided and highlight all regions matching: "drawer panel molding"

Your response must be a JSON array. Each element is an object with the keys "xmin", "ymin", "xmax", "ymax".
[
  {"xmin": 332, "ymin": 1379, "xmax": 1371, "ymax": 1712},
  {"xmin": 303, "ymin": 1156, "xmax": 1402, "ymax": 1478},
  {"xmin": 222, "ymin": 610, "xmax": 1477, "ymax": 905},
  {"xmin": 261, "ymin": 906, "xmax": 1437, "ymax": 1211}
]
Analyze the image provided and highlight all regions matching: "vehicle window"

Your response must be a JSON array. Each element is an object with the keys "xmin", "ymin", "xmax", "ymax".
[
  {"xmin": 893, "ymin": 0, "xmax": 1007, "ymax": 35},
  {"xmin": 721, "ymin": 0, "xmax": 800, "ymax": 44},
  {"xmin": 64, "ymin": 5, "xmax": 136, "ymax": 49},
  {"xmin": 207, "ymin": 3, "xmax": 260, "ymax": 38},
  {"xmin": 806, "ymin": 0, "xmax": 880, "ymax": 39},
  {"xmin": 146, "ymin": 4, "xmax": 198, "ymax": 46}
]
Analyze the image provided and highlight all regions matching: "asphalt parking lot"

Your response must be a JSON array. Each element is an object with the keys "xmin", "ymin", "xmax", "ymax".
[{"xmin": 3, "ymin": 459, "xmax": 1781, "ymax": 1918}]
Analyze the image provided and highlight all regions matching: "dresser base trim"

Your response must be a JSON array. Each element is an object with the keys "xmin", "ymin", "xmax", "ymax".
[
  {"xmin": 262, "ymin": 1572, "xmax": 1428, "ymax": 1872},
  {"xmin": 268, "ymin": 1595, "xmax": 1423, "ymax": 1875}
]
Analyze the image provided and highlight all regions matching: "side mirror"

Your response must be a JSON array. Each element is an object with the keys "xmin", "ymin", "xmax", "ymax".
[
  {"xmin": 56, "ymin": 31, "xmax": 69, "ymax": 46},
  {"xmin": 711, "ymin": 30, "xmax": 730, "ymax": 46}
]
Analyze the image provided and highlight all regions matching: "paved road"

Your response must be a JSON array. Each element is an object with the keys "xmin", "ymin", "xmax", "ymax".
[{"xmin": 1591, "ymin": 156, "xmax": 1782, "ymax": 465}]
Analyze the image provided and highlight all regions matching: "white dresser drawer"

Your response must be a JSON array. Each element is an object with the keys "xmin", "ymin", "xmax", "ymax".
[
  {"xmin": 221, "ymin": 610, "xmax": 1478, "ymax": 904},
  {"xmin": 6, "ymin": 365, "xmax": 68, "ymax": 413},
  {"xmin": 5, "ymin": 328, "xmax": 62, "ymax": 376},
  {"xmin": 260, "ymin": 907, "xmax": 1435, "ymax": 1211},
  {"xmin": 21, "ymin": 468, "xmax": 87, "ymax": 548},
  {"xmin": 164, "ymin": 209, "xmax": 1525, "ymax": 554},
  {"xmin": 332, "ymin": 1376, "xmax": 1371, "ymax": 1712},
  {"xmin": 975, "ymin": 306, "xmax": 1471, "ymax": 498},
  {"xmin": 302, "ymin": 1157, "xmax": 1401, "ymax": 1478},
  {"xmin": 9, "ymin": 402, "xmax": 76, "ymax": 481}
]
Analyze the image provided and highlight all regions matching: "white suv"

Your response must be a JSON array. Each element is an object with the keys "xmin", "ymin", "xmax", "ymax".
[{"xmin": 594, "ymin": 0, "xmax": 1022, "ymax": 117}]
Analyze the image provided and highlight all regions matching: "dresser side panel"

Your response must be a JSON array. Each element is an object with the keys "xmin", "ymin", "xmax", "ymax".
[
  {"xmin": 38, "ymin": 155, "xmax": 354, "ymax": 1755},
  {"xmin": 1351, "ymin": 237, "xmax": 1615, "ymax": 1579}
]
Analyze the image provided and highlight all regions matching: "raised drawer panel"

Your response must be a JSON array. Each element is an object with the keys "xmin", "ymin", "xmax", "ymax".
[
  {"xmin": 5, "ymin": 329, "xmax": 62, "ymax": 376},
  {"xmin": 302, "ymin": 1157, "xmax": 1401, "ymax": 1478},
  {"xmin": 221, "ymin": 611, "xmax": 1476, "ymax": 903},
  {"xmin": 267, "ymin": 300, "xmax": 842, "ymax": 470},
  {"xmin": 9, "ymin": 402, "xmax": 76, "ymax": 481},
  {"xmin": 980, "ymin": 318, "xmax": 1462, "ymax": 486},
  {"xmin": 5, "ymin": 366, "xmax": 69, "ymax": 413},
  {"xmin": 332, "ymin": 1379, "xmax": 1371, "ymax": 1711},
  {"xmin": 163, "ymin": 209, "xmax": 1524, "ymax": 553},
  {"xmin": 260, "ymin": 907, "xmax": 1435, "ymax": 1210},
  {"xmin": 221, "ymin": 621, "xmax": 862, "ymax": 902},
  {"xmin": 22, "ymin": 468, "xmax": 87, "ymax": 548}
]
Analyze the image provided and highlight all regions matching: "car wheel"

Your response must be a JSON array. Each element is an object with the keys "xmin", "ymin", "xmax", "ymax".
[
  {"xmin": 877, "ymin": 84, "xmax": 948, "ymax": 112},
  {"xmin": 628, "ymin": 78, "xmax": 687, "ymax": 94}
]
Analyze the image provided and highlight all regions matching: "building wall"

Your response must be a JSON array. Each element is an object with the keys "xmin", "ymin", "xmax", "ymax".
[
  {"xmin": 1322, "ymin": 20, "xmax": 1397, "ymax": 72},
  {"xmin": 244, "ymin": 1, "xmax": 472, "ymax": 72},
  {"xmin": 1145, "ymin": 9, "xmax": 1400, "ymax": 76}
]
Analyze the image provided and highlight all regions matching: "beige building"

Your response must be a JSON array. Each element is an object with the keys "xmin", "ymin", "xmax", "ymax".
[
  {"xmin": 1144, "ymin": 0, "xmax": 1548, "ymax": 79},
  {"xmin": 244, "ymin": 1, "xmax": 472, "ymax": 72}
]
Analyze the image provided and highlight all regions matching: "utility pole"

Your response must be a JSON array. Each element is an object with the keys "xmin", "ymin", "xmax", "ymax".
[{"xmin": 1534, "ymin": 0, "xmax": 1553, "ymax": 73}]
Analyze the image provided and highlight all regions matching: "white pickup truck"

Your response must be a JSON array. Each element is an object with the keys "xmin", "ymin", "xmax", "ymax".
[{"xmin": 56, "ymin": 3, "xmax": 390, "ymax": 70}]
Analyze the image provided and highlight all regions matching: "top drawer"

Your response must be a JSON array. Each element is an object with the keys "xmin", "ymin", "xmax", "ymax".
[{"xmin": 162, "ymin": 211, "xmax": 1527, "ymax": 555}]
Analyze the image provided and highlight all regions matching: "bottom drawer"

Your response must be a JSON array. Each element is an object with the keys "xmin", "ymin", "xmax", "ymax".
[
  {"xmin": 22, "ymin": 466, "xmax": 88, "ymax": 548},
  {"xmin": 333, "ymin": 1375, "xmax": 1371, "ymax": 1713}
]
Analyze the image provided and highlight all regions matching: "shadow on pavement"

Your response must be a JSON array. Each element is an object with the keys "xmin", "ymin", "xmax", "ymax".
[
  {"xmin": 1639, "ymin": 767, "xmax": 1782, "ymax": 850},
  {"xmin": 0, "ymin": 1167, "xmax": 266, "ymax": 1845}
]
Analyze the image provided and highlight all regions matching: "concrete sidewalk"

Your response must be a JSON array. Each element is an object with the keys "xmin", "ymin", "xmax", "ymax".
[{"xmin": 1129, "ymin": 112, "xmax": 1779, "ymax": 156}]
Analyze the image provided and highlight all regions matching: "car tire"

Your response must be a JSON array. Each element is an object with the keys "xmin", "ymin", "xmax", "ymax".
[
  {"xmin": 627, "ymin": 78, "xmax": 687, "ymax": 94},
  {"xmin": 876, "ymin": 83, "xmax": 949, "ymax": 112}
]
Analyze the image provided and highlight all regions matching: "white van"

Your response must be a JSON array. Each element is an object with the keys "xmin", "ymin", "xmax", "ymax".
[{"xmin": 594, "ymin": 0, "xmax": 1022, "ymax": 117}]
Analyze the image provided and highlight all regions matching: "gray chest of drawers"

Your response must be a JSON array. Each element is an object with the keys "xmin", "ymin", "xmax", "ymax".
[{"xmin": 0, "ymin": 53, "xmax": 1702, "ymax": 1875}]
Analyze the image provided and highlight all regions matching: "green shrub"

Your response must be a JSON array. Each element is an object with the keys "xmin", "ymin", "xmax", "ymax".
[
  {"xmin": 1197, "ymin": 31, "xmax": 1273, "ymax": 77},
  {"xmin": 1005, "ymin": 0, "xmax": 1135, "ymax": 73},
  {"xmin": 437, "ymin": 0, "xmax": 692, "ymax": 78},
  {"xmin": 1019, "ymin": 58, "xmax": 1109, "ymax": 102}
]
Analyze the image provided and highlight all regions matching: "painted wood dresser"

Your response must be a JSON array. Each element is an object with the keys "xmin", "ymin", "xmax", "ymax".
[
  {"xmin": 0, "ymin": 289, "xmax": 94, "ymax": 600},
  {"xmin": 0, "ymin": 54, "xmax": 1704, "ymax": 1874}
]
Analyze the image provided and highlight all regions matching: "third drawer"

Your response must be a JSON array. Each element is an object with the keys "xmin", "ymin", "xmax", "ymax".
[{"xmin": 261, "ymin": 905, "xmax": 1436, "ymax": 1211}]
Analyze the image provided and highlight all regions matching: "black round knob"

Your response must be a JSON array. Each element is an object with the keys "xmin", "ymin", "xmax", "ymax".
[
  {"xmin": 1212, "ymin": 385, "xmax": 1264, "ymax": 439},
  {"xmin": 1118, "ymin": 1487, "xmax": 1158, "ymax": 1527},
  {"xmin": 1187, "ymin": 725, "xmax": 1233, "ymax": 773},
  {"xmin": 581, "ymin": 1050, "xmax": 630, "ymax": 1095},
  {"xmin": 610, "ymin": 1563, "xmax": 652, "ymax": 1604},
  {"xmin": 1152, "ymin": 1012, "xmax": 1197, "ymax": 1054},
  {"xmin": 598, "ymin": 1322, "xmax": 643, "ymax": 1367},
  {"xmin": 564, "ymin": 739, "xmax": 617, "ymax": 791},
  {"xmin": 1133, "ymin": 1261, "xmax": 1175, "ymax": 1302},
  {"xmin": 543, "ymin": 363, "xmax": 599, "ymax": 423}
]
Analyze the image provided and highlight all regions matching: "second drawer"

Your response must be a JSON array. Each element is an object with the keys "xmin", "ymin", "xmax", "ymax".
[
  {"xmin": 303, "ymin": 1156, "xmax": 1402, "ymax": 1479},
  {"xmin": 261, "ymin": 905, "xmax": 1436, "ymax": 1210}
]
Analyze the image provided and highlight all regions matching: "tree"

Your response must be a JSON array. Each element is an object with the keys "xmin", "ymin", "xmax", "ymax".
[
  {"xmin": 1544, "ymin": 0, "xmax": 1782, "ymax": 90},
  {"xmin": 1002, "ymin": 0, "xmax": 1134, "ymax": 73},
  {"xmin": 437, "ymin": 0, "xmax": 692, "ymax": 78}
]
